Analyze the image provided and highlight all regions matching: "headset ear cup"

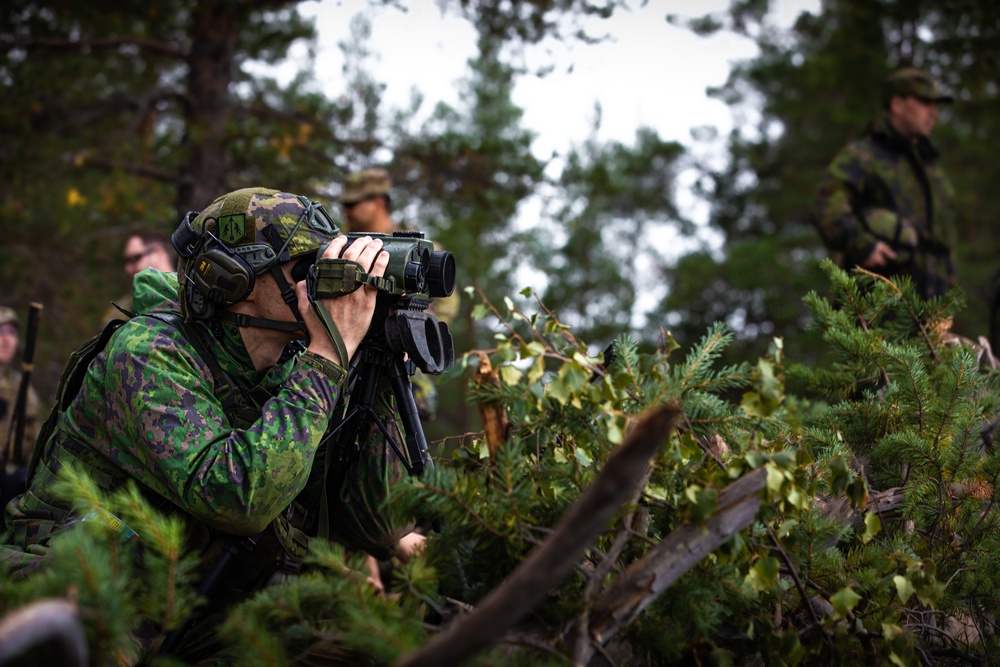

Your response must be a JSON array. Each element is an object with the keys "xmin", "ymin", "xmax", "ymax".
[{"xmin": 190, "ymin": 243, "xmax": 256, "ymax": 305}]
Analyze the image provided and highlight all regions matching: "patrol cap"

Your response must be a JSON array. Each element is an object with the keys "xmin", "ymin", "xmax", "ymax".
[
  {"xmin": 339, "ymin": 168, "xmax": 392, "ymax": 204},
  {"xmin": 883, "ymin": 67, "xmax": 954, "ymax": 105},
  {"xmin": 0, "ymin": 306, "xmax": 17, "ymax": 327}
]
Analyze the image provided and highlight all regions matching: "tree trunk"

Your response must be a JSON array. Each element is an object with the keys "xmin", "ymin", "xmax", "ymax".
[{"xmin": 180, "ymin": 0, "xmax": 237, "ymax": 216}]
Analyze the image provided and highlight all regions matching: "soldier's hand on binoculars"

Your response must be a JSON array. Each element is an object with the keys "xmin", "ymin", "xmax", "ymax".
[{"xmin": 297, "ymin": 235, "xmax": 388, "ymax": 367}]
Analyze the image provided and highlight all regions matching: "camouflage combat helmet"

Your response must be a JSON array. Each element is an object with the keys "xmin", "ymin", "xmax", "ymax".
[{"xmin": 174, "ymin": 187, "xmax": 339, "ymax": 321}]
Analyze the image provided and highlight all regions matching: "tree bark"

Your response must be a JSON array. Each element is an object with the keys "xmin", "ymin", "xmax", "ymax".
[
  {"xmin": 0, "ymin": 598, "xmax": 86, "ymax": 666},
  {"xmin": 179, "ymin": 0, "xmax": 238, "ymax": 216},
  {"xmin": 584, "ymin": 466, "xmax": 767, "ymax": 654}
]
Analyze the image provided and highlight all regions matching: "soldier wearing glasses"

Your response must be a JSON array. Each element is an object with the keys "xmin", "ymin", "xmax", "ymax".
[{"xmin": 105, "ymin": 231, "xmax": 178, "ymax": 322}]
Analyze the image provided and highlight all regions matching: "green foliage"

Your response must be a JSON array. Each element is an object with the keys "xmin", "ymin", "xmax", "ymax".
[
  {"xmin": 664, "ymin": 0, "xmax": 1000, "ymax": 371},
  {"xmin": 535, "ymin": 126, "xmax": 688, "ymax": 346},
  {"xmin": 5, "ymin": 267, "xmax": 1000, "ymax": 664},
  {"xmin": 0, "ymin": 465, "xmax": 201, "ymax": 665}
]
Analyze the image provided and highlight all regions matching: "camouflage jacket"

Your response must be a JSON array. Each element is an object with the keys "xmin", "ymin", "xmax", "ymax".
[
  {"xmin": 3, "ymin": 269, "xmax": 408, "ymax": 574},
  {"xmin": 812, "ymin": 114, "xmax": 958, "ymax": 299}
]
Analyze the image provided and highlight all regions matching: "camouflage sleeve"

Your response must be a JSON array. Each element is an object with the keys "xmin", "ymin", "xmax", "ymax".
[
  {"xmin": 99, "ymin": 325, "xmax": 345, "ymax": 536},
  {"xmin": 813, "ymin": 142, "xmax": 879, "ymax": 266}
]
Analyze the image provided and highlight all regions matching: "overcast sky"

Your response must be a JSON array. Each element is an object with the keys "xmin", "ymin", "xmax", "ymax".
[
  {"xmin": 275, "ymin": 1, "xmax": 820, "ymax": 325},
  {"xmin": 294, "ymin": 1, "xmax": 819, "ymax": 162}
]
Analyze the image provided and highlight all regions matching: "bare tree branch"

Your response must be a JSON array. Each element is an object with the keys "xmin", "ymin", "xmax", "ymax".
[
  {"xmin": 6, "ymin": 37, "xmax": 185, "ymax": 60},
  {"xmin": 395, "ymin": 402, "xmax": 682, "ymax": 667},
  {"xmin": 71, "ymin": 154, "xmax": 177, "ymax": 183},
  {"xmin": 0, "ymin": 598, "xmax": 87, "ymax": 666}
]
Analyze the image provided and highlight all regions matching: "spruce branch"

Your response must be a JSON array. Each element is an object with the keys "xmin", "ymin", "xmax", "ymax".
[
  {"xmin": 584, "ymin": 465, "xmax": 767, "ymax": 650},
  {"xmin": 395, "ymin": 403, "xmax": 680, "ymax": 667}
]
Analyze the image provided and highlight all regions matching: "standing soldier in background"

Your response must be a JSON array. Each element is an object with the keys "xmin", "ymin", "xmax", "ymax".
[
  {"xmin": 339, "ymin": 168, "xmax": 398, "ymax": 236},
  {"xmin": 812, "ymin": 67, "xmax": 958, "ymax": 300},
  {"xmin": 339, "ymin": 168, "xmax": 460, "ymax": 419},
  {"xmin": 0, "ymin": 306, "xmax": 41, "ymax": 509},
  {"xmin": 338, "ymin": 168, "xmax": 453, "ymax": 591}
]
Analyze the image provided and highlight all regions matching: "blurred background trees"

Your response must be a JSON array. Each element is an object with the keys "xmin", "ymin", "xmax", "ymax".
[{"xmin": 3, "ymin": 0, "xmax": 1000, "ymax": 448}]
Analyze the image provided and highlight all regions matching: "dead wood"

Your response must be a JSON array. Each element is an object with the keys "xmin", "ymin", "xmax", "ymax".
[
  {"xmin": 394, "ymin": 402, "xmax": 681, "ymax": 667},
  {"xmin": 583, "ymin": 466, "xmax": 767, "ymax": 655}
]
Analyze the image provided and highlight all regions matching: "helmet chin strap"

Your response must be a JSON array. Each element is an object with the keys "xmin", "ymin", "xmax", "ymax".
[{"xmin": 215, "ymin": 264, "xmax": 309, "ymax": 335}]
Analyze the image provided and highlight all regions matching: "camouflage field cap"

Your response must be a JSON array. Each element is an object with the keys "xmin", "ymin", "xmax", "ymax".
[
  {"xmin": 339, "ymin": 168, "xmax": 392, "ymax": 204},
  {"xmin": 0, "ymin": 306, "xmax": 18, "ymax": 327},
  {"xmin": 883, "ymin": 67, "xmax": 954, "ymax": 104}
]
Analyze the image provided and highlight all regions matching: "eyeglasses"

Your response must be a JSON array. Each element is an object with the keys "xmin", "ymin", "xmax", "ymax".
[
  {"xmin": 124, "ymin": 247, "xmax": 156, "ymax": 266},
  {"xmin": 342, "ymin": 196, "xmax": 375, "ymax": 211},
  {"xmin": 0, "ymin": 323, "xmax": 18, "ymax": 337}
]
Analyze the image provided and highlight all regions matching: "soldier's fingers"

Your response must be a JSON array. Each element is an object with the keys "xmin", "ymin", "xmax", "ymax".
[
  {"xmin": 351, "ymin": 237, "xmax": 385, "ymax": 273},
  {"xmin": 323, "ymin": 236, "xmax": 349, "ymax": 260},
  {"xmin": 338, "ymin": 235, "xmax": 375, "ymax": 261},
  {"xmin": 367, "ymin": 247, "xmax": 389, "ymax": 278}
]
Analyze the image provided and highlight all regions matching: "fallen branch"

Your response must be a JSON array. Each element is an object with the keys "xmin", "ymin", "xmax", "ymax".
[
  {"xmin": 0, "ymin": 598, "xmax": 87, "ymax": 666},
  {"xmin": 394, "ymin": 402, "xmax": 681, "ymax": 667},
  {"xmin": 585, "ymin": 466, "xmax": 768, "ymax": 651}
]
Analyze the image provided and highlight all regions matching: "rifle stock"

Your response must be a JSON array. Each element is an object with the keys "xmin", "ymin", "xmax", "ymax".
[{"xmin": 5, "ymin": 302, "xmax": 42, "ymax": 468}]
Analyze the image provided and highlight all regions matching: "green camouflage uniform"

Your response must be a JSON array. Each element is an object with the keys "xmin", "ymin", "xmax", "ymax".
[
  {"xmin": 3, "ymin": 191, "xmax": 409, "ymax": 584},
  {"xmin": 812, "ymin": 112, "xmax": 957, "ymax": 299}
]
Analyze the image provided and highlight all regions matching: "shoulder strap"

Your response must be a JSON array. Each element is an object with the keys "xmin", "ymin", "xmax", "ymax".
[{"xmin": 145, "ymin": 312, "xmax": 239, "ymax": 412}]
